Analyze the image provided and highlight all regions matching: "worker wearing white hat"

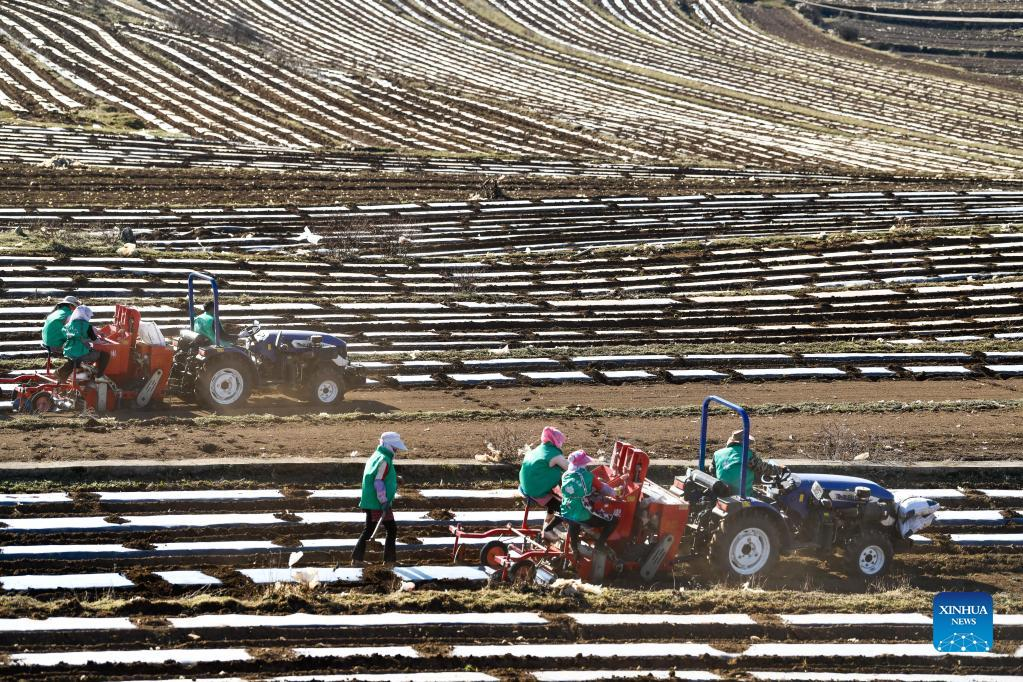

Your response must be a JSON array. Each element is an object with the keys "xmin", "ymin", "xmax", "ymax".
[{"xmin": 352, "ymin": 431, "xmax": 408, "ymax": 564}]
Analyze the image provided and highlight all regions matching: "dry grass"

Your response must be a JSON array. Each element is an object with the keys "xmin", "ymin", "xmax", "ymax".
[
  {"xmin": 0, "ymin": 583, "xmax": 1016, "ymax": 620},
  {"xmin": 809, "ymin": 422, "xmax": 906, "ymax": 462}
]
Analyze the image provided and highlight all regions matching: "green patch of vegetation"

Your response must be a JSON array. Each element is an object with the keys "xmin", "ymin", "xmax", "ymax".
[
  {"xmin": 0, "ymin": 582, "xmax": 1017, "ymax": 619},
  {"xmin": 68, "ymin": 105, "xmax": 149, "ymax": 134}
]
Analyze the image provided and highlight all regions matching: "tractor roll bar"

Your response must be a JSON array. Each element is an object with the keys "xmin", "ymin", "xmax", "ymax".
[
  {"xmin": 187, "ymin": 272, "xmax": 220, "ymax": 347},
  {"xmin": 698, "ymin": 395, "xmax": 752, "ymax": 500}
]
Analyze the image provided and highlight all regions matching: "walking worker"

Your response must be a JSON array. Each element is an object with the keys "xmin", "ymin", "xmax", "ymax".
[
  {"xmin": 560, "ymin": 449, "xmax": 618, "ymax": 554},
  {"xmin": 518, "ymin": 426, "xmax": 570, "ymax": 538},
  {"xmin": 59, "ymin": 305, "xmax": 110, "ymax": 382},
  {"xmin": 352, "ymin": 431, "xmax": 407, "ymax": 565},
  {"xmin": 41, "ymin": 295, "xmax": 80, "ymax": 357},
  {"xmin": 192, "ymin": 301, "xmax": 232, "ymax": 347},
  {"xmin": 709, "ymin": 430, "xmax": 784, "ymax": 497}
]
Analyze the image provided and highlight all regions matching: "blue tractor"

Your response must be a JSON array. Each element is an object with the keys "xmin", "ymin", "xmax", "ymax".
[
  {"xmin": 168, "ymin": 273, "xmax": 366, "ymax": 411},
  {"xmin": 673, "ymin": 396, "xmax": 938, "ymax": 580}
]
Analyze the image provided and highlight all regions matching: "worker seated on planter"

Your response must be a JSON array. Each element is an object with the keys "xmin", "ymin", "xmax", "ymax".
[
  {"xmin": 708, "ymin": 430, "xmax": 786, "ymax": 498},
  {"xmin": 41, "ymin": 295, "xmax": 80, "ymax": 357},
  {"xmin": 192, "ymin": 301, "xmax": 233, "ymax": 347},
  {"xmin": 41, "ymin": 295, "xmax": 80, "ymax": 376},
  {"xmin": 561, "ymin": 449, "xmax": 618, "ymax": 556},
  {"xmin": 58, "ymin": 305, "xmax": 110, "ymax": 383},
  {"xmin": 518, "ymin": 426, "xmax": 570, "ymax": 539}
]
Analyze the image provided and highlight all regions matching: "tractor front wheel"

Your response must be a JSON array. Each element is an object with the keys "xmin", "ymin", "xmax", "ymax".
[
  {"xmin": 844, "ymin": 530, "xmax": 893, "ymax": 579},
  {"xmin": 195, "ymin": 355, "xmax": 251, "ymax": 412},
  {"xmin": 709, "ymin": 514, "xmax": 780, "ymax": 581},
  {"xmin": 307, "ymin": 368, "xmax": 344, "ymax": 407}
]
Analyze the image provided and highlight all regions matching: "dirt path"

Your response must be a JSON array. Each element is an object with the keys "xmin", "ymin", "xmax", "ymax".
[{"xmin": 4, "ymin": 380, "xmax": 1022, "ymax": 463}]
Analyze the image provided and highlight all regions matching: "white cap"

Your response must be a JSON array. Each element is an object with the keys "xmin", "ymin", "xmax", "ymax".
[
  {"xmin": 61, "ymin": 295, "xmax": 81, "ymax": 306},
  {"xmin": 380, "ymin": 431, "xmax": 407, "ymax": 452}
]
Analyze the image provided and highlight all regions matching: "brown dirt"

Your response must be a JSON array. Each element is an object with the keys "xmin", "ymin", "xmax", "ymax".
[
  {"xmin": 2, "ymin": 380, "xmax": 1022, "ymax": 463},
  {"xmin": 3, "ymin": 164, "xmax": 1011, "ymax": 209}
]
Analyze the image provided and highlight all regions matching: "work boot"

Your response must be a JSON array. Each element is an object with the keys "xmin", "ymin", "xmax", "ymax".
[{"xmin": 383, "ymin": 538, "xmax": 397, "ymax": 565}]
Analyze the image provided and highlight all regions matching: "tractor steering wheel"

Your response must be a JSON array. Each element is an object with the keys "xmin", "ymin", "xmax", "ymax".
[
  {"xmin": 236, "ymin": 320, "xmax": 262, "ymax": 339},
  {"xmin": 761, "ymin": 464, "xmax": 792, "ymax": 486}
]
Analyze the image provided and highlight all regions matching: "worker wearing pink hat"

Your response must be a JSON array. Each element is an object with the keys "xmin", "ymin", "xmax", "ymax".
[
  {"xmin": 518, "ymin": 426, "xmax": 570, "ymax": 538},
  {"xmin": 560, "ymin": 449, "xmax": 618, "ymax": 556}
]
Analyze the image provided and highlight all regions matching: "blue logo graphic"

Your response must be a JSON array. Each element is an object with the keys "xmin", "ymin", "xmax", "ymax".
[{"xmin": 933, "ymin": 592, "xmax": 993, "ymax": 653}]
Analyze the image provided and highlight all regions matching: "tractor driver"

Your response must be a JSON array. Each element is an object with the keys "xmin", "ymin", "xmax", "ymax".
[
  {"xmin": 58, "ymin": 305, "xmax": 110, "ymax": 382},
  {"xmin": 708, "ymin": 430, "xmax": 785, "ymax": 497},
  {"xmin": 560, "ymin": 449, "xmax": 618, "ymax": 555},
  {"xmin": 519, "ymin": 426, "xmax": 570, "ymax": 539},
  {"xmin": 192, "ymin": 301, "xmax": 233, "ymax": 347}
]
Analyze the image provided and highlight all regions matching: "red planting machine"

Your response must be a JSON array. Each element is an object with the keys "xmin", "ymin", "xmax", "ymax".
[
  {"xmin": 451, "ymin": 441, "xmax": 689, "ymax": 584},
  {"xmin": 12, "ymin": 304, "xmax": 172, "ymax": 413}
]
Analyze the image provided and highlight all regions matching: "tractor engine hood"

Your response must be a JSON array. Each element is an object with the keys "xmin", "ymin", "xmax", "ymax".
[{"xmin": 793, "ymin": 473, "xmax": 894, "ymax": 502}]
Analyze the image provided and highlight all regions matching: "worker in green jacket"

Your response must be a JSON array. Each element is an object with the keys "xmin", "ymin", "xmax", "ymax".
[
  {"xmin": 59, "ymin": 305, "xmax": 110, "ymax": 382},
  {"xmin": 518, "ymin": 426, "xmax": 570, "ymax": 538},
  {"xmin": 41, "ymin": 296, "xmax": 80, "ymax": 356},
  {"xmin": 709, "ymin": 430, "xmax": 784, "ymax": 497},
  {"xmin": 351, "ymin": 431, "xmax": 407, "ymax": 565},
  {"xmin": 192, "ymin": 301, "xmax": 232, "ymax": 347},
  {"xmin": 560, "ymin": 450, "xmax": 617, "ymax": 556}
]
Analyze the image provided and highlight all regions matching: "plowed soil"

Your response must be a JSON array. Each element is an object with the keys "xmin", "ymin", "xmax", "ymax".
[{"xmin": 5, "ymin": 379, "xmax": 1022, "ymax": 463}]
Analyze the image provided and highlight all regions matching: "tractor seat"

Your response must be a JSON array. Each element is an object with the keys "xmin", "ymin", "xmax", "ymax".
[{"xmin": 519, "ymin": 490, "xmax": 561, "ymax": 509}]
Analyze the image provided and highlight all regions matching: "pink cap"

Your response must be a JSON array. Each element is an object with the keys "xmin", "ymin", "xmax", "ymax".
[
  {"xmin": 568, "ymin": 449, "xmax": 594, "ymax": 469},
  {"xmin": 540, "ymin": 426, "xmax": 565, "ymax": 449}
]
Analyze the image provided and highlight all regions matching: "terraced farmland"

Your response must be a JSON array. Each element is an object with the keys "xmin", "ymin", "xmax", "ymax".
[
  {"xmin": 0, "ymin": 461, "xmax": 1017, "ymax": 681},
  {"xmin": 1, "ymin": 1, "xmax": 1023, "ymax": 174}
]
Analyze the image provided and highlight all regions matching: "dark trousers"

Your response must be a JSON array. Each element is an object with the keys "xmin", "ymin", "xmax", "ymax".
[
  {"xmin": 569, "ymin": 513, "xmax": 617, "ymax": 555},
  {"xmin": 56, "ymin": 350, "xmax": 110, "ymax": 383},
  {"xmin": 542, "ymin": 496, "xmax": 561, "ymax": 533},
  {"xmin": 352, "ymin": 508, "xmax": 397, "ymax": 563}
]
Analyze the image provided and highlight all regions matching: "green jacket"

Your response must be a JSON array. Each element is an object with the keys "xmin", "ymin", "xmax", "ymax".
[
  {"xmin": 192, "ymin": 312, "xmax": 231, "ymax": 347},
  {"xmin": 360, "ymin": 445, "xmax": 398, "ymax": 511},
  {"xmin": 62, "ymin": 318, "xmax": 92, "ymax": 359},
  {"xmin": 711, "ymin": 444, "xmax": 775, "ymax": 497},
  {"xmin": 560, "ymin": 467, "xmax": 594, "ymax": 523},
  {"xmin": 519, "ymin": 442, "xmax": 564, "ymax": 499},
  {"xmin": 42, "ymin": 307, "xmax": 72, "ymax": 348}
]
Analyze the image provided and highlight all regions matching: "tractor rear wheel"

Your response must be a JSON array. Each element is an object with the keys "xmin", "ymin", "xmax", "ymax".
[
  {"xmin": 708, "ymin": 514, "xmax": 780, "ymax": 581},
  {"xmin": 844, "ymin": 530, "xmax": 893, "ymax": 579},
  {"xmin": 479, "ymin": 540, "xmax": 508, "ymax": 570},
  {"xmin": 307, "ymin": 367, "xmax": 344, "ymax": 407},
  {"xmin": 195, "ymin": 355, "xmax": 251, "ymax": 412}
]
